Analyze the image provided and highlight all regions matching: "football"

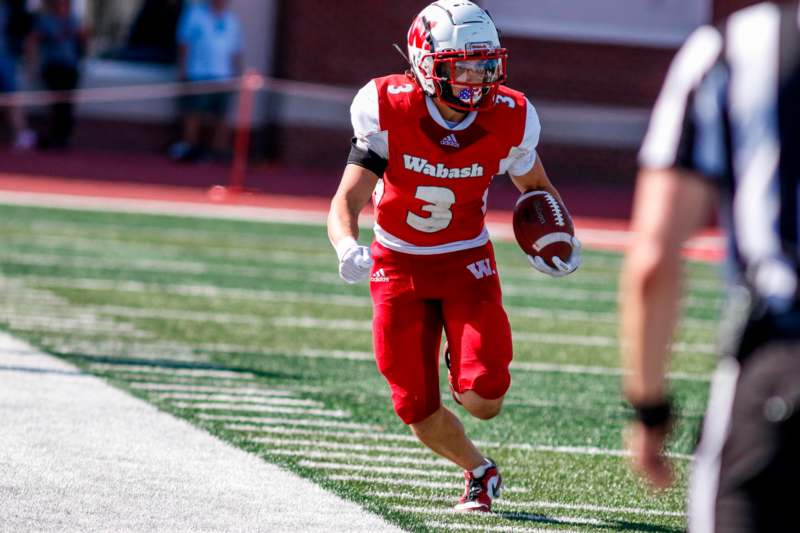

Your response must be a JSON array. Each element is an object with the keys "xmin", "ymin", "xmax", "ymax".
[{"xmin": 512, "ymin": 190, "xmax": 574, "ymax": 267}]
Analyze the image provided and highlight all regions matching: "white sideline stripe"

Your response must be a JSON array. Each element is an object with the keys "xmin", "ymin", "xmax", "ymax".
[
  {"xmin": 88, "ymin": 363, "xmax": 257, "ymax": 380},
  {"xmin": 272, "ymin": 450, "xmax": 451, "ymax": 466},
  {"xmin": 171, "ymin": 402, "xmax": 350, "ymax": 418},
  {"xmin": 424, "ymin": 522, "xmax": 582, "ymax": 533},
  {"xmin": 253, "ymin": 437, "xmax": 429, "ymax": 455},
  {"xmin": 0, "ymin": 331, "xmax": 401, "ymax": 533},
  {"xmin": 128, "ymin": 382, "xmax": 296, "ymax": 396},
  {"xmin": 395, "ymin": 506, "xmax": 607, "ymax": 526},
  {"xmin": 326, "ymin": 475, "xmax": 526, "ymax": 493},
  {"xmin": 196, "ymin": 414, "xmax": 375, "ymax": 430},
  {"xmin": 225, "ymin": 424, "xmax": 418, "ymax": 443},
  {"xmin": 154, "ymin": 393, "xmax": 321, "ymax": 407},
  {"xmin": 372, "ymin": 492, "xmax": 684, "ymax": 518}
]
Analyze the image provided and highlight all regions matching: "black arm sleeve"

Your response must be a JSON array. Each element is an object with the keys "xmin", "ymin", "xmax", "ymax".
[{"xmin": 347, "ymin": 137, "xmax": 388, "ymax": 177}]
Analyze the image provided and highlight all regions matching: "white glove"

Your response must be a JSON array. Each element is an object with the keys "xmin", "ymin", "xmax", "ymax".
[
  {"xmin": 528, "ymin": 237, "xmax": 582, "ymax": 278},
  {"xmin": 335, "ymin": 237, "xmax": 373, "ymax": 284}
]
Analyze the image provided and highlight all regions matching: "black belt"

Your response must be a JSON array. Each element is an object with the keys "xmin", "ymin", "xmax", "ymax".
[{"xmin": 737, "ymin": 308, "xmax": 800, "ymax": 362}]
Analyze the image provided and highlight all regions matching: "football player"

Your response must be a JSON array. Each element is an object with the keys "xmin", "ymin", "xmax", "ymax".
[{"xmin": 327, "ymin": 0, "xmax": 582, "ymax": 512}]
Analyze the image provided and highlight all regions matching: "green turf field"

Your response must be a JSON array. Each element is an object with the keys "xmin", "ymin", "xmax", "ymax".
[{"xmin": 0, "ymin": 203, "xmax": 724, "ymax": 532}]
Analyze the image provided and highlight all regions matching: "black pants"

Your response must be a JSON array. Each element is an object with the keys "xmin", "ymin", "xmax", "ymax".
[
  {"xmin": 41, "ymin": 63, "xmax": 79, "ymax": 146},
  {"xmin": 690, "ymin": 338, "xmax": 800, "ymax": 532}
]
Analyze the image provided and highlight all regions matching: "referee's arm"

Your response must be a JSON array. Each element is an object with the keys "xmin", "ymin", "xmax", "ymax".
[
  {"xmin": 620, "ymin": 169, "xmax": 716, "ymax": 488},
  {"xmin": 620, "ymin": 25, "xmax": 723, "ymax": 489}
]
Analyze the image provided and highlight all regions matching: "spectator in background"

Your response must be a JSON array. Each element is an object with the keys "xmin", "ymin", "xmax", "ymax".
[
  {"xmin": 26, "ymin": 0, "xmax": 87, "ymax": 149},
  {"xmin": 169, "ymin": 0, "xmax": 243, "ymax": 163},
  {"xmin": 0, "ymin": 0, "xmax": 35, "ymax": 149}
]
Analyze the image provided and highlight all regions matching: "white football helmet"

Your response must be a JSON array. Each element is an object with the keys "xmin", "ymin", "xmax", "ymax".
[{"xmin": 406, "ymin": 0, "xmax": 507, "ymax": 111}]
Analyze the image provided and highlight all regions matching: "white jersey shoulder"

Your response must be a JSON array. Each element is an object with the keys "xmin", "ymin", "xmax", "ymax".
[
  {"xmin": 350, "ymin": 80, "xmax": 389, "ymax": 159},
  {"xmin": 500, "ymin": 97, "xmax": 541, "ymax": 177}
]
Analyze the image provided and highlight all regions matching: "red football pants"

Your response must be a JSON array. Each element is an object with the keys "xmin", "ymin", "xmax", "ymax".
[{"xmin": 369, "ymin": 241, "xmax": 513, "ymax": 424}]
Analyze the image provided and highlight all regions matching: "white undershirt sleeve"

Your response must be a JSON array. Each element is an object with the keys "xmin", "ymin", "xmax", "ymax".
[
  {"xmin": 350, "ymin": 80, "xmax": 389, "ymax": 159},
  {"xmin": 501, "ymin": 98, "xmax": 542, "ymax": 177}
]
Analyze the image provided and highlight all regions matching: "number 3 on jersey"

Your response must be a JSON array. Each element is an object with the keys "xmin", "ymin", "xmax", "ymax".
[
  {"xmin": 407, "ymin": 186, "xmax": 455, "ymax": 233},
  {"xmin": 388, "ymin": 83, "xmax": 414, "ymax": 95}
]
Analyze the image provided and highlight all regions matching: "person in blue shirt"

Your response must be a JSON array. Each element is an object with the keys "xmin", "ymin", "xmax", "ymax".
[
  {"xmin": 169, "ymin": 0, "xmax": 243, "ymax": 163},
  {"xmin": 25, "ymin": 0, "xmax": 86, "ymax": 149}
]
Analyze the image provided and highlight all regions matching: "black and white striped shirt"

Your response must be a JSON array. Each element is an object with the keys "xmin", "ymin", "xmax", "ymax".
[{"xmin": 640, "ymin": 1, "xmax": 800, "ymax": 312}]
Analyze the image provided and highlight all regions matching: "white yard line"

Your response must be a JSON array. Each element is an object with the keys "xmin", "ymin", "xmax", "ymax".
[
  {"xmin": 270, "ymin": 316, "xmax": 716, "ymax": 354},
  {"xmin": 170, "ymin": 401, "xmax": 350, "ymax": 418},
  {"xmin": 250, "ymin": 434, "xmax": 692, "ymax": 461},
  {"xmin": 33, "ymin": 332, "xmax": 714, "ymax": 383},
  {"xmin": 298, "ymin": 460, "xmax": 455, "ymax": 478},
  {"xmin": 251, "ymin": 436, "xmax": 430, "ymax": 455},
  {"xmin": 6, "ymin": 273, "xmax": 720, "ymax": 329},
  {"xmin": 225, "ymin": 424, "xmax": 418, "ymax": 443},
  {"xmin": 128, "ymin": 382, "xmax": 296, "ymax": 396},
  {"xmin": 195, "ymin": 413, "xmax": 376, "ymax": 430},
  {"xmin": 372, "ymin": 491, "xmax": 684, "ymax": 518},
  {"xmin": 89, "ymin": 363, "xmax": 257, "ymax": 379},
  {"xmin": 153, "ymin": 392, "xmax": 321, "ymax": 407},
  {"xmin": 1, "ymin": 249, "xmax": 722, "ymax": 309},
  {"xmin": 0, "ymin": 249, "xmax": 723, "ymax": 300},
  {"xmin": 0, "ymin": 331, "xmax": 401, "ymax": 532},
  {"xmin": 395, "ymin": 506, "xmax": 607, "ymax": 526},
  {"xmin": 327, "ymin": 475, "xmax": 526, "ymax": 493},
  {"xmin": 424, "ymin": 522, "xmax": 582, "ymax": 533},
  {"xmin": 0, "ymin": 191, "xmax": 724, "ymax": 270},
  {"xmin": 269, "ymin": 449, "xmax": 452, "ymax": 466}
]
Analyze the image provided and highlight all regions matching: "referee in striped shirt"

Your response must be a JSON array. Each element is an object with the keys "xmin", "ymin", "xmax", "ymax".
[{"xmin": 621, "ymin": 2, "xmax": 800, "ymax": 532}]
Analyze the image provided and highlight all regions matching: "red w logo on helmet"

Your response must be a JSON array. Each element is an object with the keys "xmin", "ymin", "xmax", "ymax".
[{"xmin": 408, "ymin": 16, "xmax": 436, "ymax": 50}]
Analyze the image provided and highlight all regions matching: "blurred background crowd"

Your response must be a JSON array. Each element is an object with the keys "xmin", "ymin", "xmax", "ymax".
[{"xmin": 0, "ymin": 0, "xmax": 763, "ymax": 216}]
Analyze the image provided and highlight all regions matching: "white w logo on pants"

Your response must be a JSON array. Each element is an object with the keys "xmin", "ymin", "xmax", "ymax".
[{"xmin": 466, "ymin": 259, "xmax": 494, "ymax": 279}]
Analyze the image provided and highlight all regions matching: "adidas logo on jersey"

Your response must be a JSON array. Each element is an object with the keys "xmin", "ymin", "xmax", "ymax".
[
  {"xmin": 440, "ymin": 134, "xmax": 460, "ymax": 148},
  {"xmin": 371, "ymin": 268, "xmax": 390, "ymax": 283},
  {"xmin": 403, "ymin": 155, "xmax": 484, "ymax": 179}
]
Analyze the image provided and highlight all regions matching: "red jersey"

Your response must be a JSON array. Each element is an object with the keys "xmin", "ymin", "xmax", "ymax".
[{"xmin": 351, "ymin": 74, "xmax": 538, "ymax": 255}]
